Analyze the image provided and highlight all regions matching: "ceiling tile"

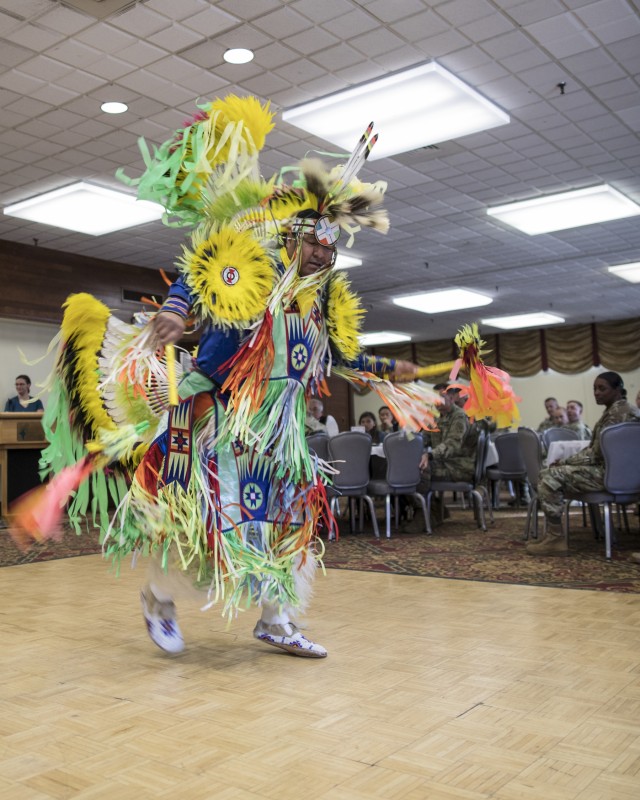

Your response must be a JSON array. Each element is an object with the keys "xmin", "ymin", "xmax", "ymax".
[
  {"xmin": 145, "ymin": 0, "xmax": 211, "ymax": 20},
  {"xmin": 146, "ymin": 23, "xmax": 203, "ymax": 52},
  {"xmin": 110, "ymin": 4, "xmax": 173, "ymax": 37},
  {"xmin": 0, "ymin": 69, "xmax": 45, "ymax": 94},
  {"xmin": 36, "ymin": 5, "xmax": 94, "ymax": 35},
  {"xmin": 47, "ymin": 39, "xmax": 102, "ymax": 69},
  {"xmin": 216, "ymin": 0, "xmax": 282, "ymax": 21},
  {"xmin": 181, "ymin": 6, "xmax": 240, "ymax": 37},
  {"xmin": 254, "ymin": 6, "xmax": 314, "ymax": 38},
  {"xmin": 0, "ymin": 38, "xmax": 35, "ymax": 68},
  {"xmin": 8, "ymin": 23, "xmax": 65, "ymax": 50}
]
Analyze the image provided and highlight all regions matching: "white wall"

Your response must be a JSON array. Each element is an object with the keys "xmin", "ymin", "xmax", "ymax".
[
  {"xmin": 352, "ymin": 366, "xmax": 640, "ymax": 430},
  {"xmin": 0, "ymin": 318, "xmax": 59, "ymax": 410}
]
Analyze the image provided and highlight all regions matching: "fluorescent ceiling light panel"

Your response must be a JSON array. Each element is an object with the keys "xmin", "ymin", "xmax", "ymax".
[
  {"xmin": 359, "ymin": 331, "xmax": 411, "ymax": 346},
  {"xmin": 393, "ymin": 289, "xmax": 492, "ymax": 314},
  {"xmin": 282, "ymin": 62, "xmax": 509, "ymax": 160},
  {"xmin": 608, "ymin": 262, "xmax": 640, "ymax": 283},
  {"xmin": 4, "ymin": 182, "xmax": 164, "ymax": 235},
  {"xmin": 335, "ymin": 253, "xmax": 362, "ymax": 269},
  {"xmin": 487, "ymin": 185, "xmax": 640, "ymax": 235},
  {"xmin": 481, "ymin": 312, "xmax": 565, "ymax": 330}
]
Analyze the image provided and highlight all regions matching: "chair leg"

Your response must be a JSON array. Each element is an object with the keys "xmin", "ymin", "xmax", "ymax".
[
  {"xmin": 349, "ymin": 497, "xmax": 356, "ymax": 533},
  {"xmin": 412, "ymin": 492, "xmax": 432, "ymax": 535},
  {"xmin": 385, "ymin": 495, "xmax": 391, "ymax": 538},
  {"xmin": 532, "ymin": 495, "xmax": 539, "ymax": 539},
  {"xmin": 394, "ymin": 496, "xmax": 399, "ymax": 529},
  {"xmin": 359, "ymin": 497, "xmax": 364, "ymax": 533},
  {"xmin": 362, "ymin": 495, "xmax": 380, "ymax": 538},
  {"xmin": 477, "ymin": 485, "xmax": 494, "ymax": 524},
  {"xmin": 471, "ymin": 489, "xmax": 486, "ymax": 531},
  {"xmin": 604, "ymin": 501, "xmax": 612, "ymax": 559},
  {"xmin": 622, "ymin": 504, "xmax": 630, "ymax": 534},
  {"xmin": 523, "ymin": 499, "xmax": 532, "ymax": 540},
  {"xmin": 562, "ymin": 501, "xmax": 571, "ymax": 545}
]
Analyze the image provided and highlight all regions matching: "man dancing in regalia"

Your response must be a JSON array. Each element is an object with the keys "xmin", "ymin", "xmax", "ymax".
[{"xmin": 14, "ymin": 96, "xmax": 454, "ymax": 659}]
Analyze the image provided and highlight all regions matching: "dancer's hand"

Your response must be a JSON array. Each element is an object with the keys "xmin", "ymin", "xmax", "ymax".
[
  {"xmin": 153, "ymin": 311, "xmax": 185, "ymax": 346},
  {"xmin": 392, "ymin": 360, "xmax": 418, "ymax": 381}
]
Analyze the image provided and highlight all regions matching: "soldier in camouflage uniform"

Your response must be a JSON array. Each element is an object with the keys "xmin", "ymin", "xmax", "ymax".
[
  {"xmin": 536, "ymin": 397, "xmax": 559, "ymax": 433},
  {"xmin": 565, "ymin": 399, "xmax": 592, "ymax": 440},
  {"xmin": 419, "ymin": 386, "xmax": 477, "ymax": 483},
  {"xmin": 527, "ymin": 372, "xmax": 640, "ymax": 556}
]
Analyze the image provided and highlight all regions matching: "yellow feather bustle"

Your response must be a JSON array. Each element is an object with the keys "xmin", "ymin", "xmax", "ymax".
[
  {"xmin": 179, "ymin": 225, "xmax": 276, "ymax": 328},
  {"xmin": 208, "ymin": 95, "xmax": 275, "ymax": 155},
  {"xmin": 61, "ymin": 293, "xmax": 116, "ymax": 436},
  {"xmin": 326, "ymin": 273, "xmax": 365, "ymax": 361}
]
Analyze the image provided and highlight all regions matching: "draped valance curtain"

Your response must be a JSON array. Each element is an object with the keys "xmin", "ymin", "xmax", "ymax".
[{"xmin": 372, "ymin": 317, "xmax": 640, "ymax": 379}]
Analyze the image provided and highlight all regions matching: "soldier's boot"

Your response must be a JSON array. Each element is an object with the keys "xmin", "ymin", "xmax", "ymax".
[{"xmin": 526, "ymin": 521, "xmax": 569, "ymax": 557}]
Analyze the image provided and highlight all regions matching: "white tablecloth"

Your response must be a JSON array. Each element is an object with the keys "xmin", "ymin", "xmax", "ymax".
[
  {"xmin": 546, "ymin": 439, "xmax": 589, "ymax": 464},
  {"xmin": 371, "ymin": 444, "xmax": 384, "ymax": 458}
]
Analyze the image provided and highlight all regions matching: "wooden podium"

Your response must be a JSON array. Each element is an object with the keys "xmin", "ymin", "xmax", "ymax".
[{"xmin": 0, "ymin": 412, "xmax": 47, "ymax": 516}]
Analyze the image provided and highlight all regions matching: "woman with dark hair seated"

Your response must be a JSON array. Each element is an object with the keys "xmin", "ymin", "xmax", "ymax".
[
  {"xmin": 359, "ymin": 411, "xmax": 382, "ymax": 444},
  {"xmin": 527, "ymin": 371, "xmax": 640, "ymax": 557}
]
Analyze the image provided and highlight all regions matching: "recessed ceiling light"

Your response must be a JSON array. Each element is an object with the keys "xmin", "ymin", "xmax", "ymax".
[
  {"xmin": 487, "ymin": 184, "xmax": 640, "ymax": 235},
  {"xmin": 608, "ymin": 262, "xmax": 640, "ymax": 283},
  {"xmin": 101, "ymin": 101, "xmax": 128, "ymax": 114},
  {"xmin": 282, "ymin": 61, "xmax": 509, "ymax": 160},
  {"xmin": 393, "ymin": 289, "xmax": 492, "ymax": 314},
  {"xmin": 335, "ymin": 253, "xmax": 362, "ymax": 269},
  {"xmin": 223, "ymin": 48, "xmax": 254, "ymax": 64},
  {"xmin": 4, "ymin": 182, "xmax": 164, "ymax": 235},
  {"xmin": 359, "ymin": 331, "xmax": 411, "ymax": 346},
  {"xmin": 481, "ymin": 312, "xmax": 565, "ymax": 330}
]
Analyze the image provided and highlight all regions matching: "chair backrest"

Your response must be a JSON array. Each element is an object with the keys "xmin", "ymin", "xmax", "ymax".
[
  {"xmin": 517, "ymin": 427, "xmax": 543, "ymax": 488},
  {"xmin": 543, "ymin": 426, "xmax": 580, "ymax": 448},
  {"xmin": 306, "ymin": 432, "xmax": 330, "ymax": 461},
  {"xmin": 327, "ymin": 431, "xmax": 372, "ymax": 492},
  {"xmin": 601, "ymin": 422, "xmax": 640, "ymax": 495},
  {"xmin": 382, "ymin": 431, "xmax": 423, "ymax": 490},
  {"xmin": 473, "ymin": 429, "xmax": 488, "ymax": 485},
  {"xmin": 494, "ymin": 432, "xmax": 526, "ymax": 476}
]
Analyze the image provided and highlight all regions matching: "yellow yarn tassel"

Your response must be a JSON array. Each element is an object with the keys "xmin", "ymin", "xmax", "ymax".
[{"xmin": 165, "ymin": 344, "xmax": 179, "ymax": 406}]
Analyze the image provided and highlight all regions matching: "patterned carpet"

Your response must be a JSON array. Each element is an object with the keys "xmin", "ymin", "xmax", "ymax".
[
  {"xmin": 323, "ymin": 507, "xmax": 640, "ymax": 593},
  {"xmin": 0, "ymin": 522, "xmax": 103, "ymax": 567},
  {"xmin": 2, "ymin": 509, "xmax": 640, "ymax": 592}
]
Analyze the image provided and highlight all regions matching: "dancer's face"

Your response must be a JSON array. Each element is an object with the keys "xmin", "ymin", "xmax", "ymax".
[{"xmin": 286, "ymin": 233, "xmax": 335, "ymax": 277}]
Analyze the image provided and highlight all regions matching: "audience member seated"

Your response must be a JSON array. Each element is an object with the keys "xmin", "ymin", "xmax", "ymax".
[
  {"xmin": 565, "ymin": 399, "xmax": 592, "ymax": 440},
  {"xmin": 419, "ymin": 385, "xmax": 476, "ymax": 484},
  {"xmin": 305, "ymin": 397, "xmax": 339, "ymax": 437},
  {"xmin": 378, "ymin": 405, "xmax": 398, "ymax": 435},
  {"xmin": 552, "ymin": 406, "xmax": 569, "ymax": 426},
  {"xmin": 4, "ymin": 374, "xmax": 44, "ymax": 413},
  {"xmin": 527, "ymin": 371, "xmax": 640, "ymax": 557},
  {"xmin": 358, "ymin": 411, "xmax": 382, "ymax": 444},
  {"xmin": 536, "ymin": 396, "xmax": 558, "ymax": 433}
]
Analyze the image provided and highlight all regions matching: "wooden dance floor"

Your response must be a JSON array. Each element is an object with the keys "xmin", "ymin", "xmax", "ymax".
[{"xmin": 2, "ymin": 554, "xmax": 640, "ymax": 799}]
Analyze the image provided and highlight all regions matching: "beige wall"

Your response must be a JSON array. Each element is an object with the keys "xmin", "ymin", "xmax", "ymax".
[{"xmin": 352, "ymin": 366, "xmax": 640, "ymax": 431}]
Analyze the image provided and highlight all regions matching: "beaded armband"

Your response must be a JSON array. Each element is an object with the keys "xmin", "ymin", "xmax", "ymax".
[{"xmin": 161, "ymin": 295, "xmax": 190, "ymax": 319}]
